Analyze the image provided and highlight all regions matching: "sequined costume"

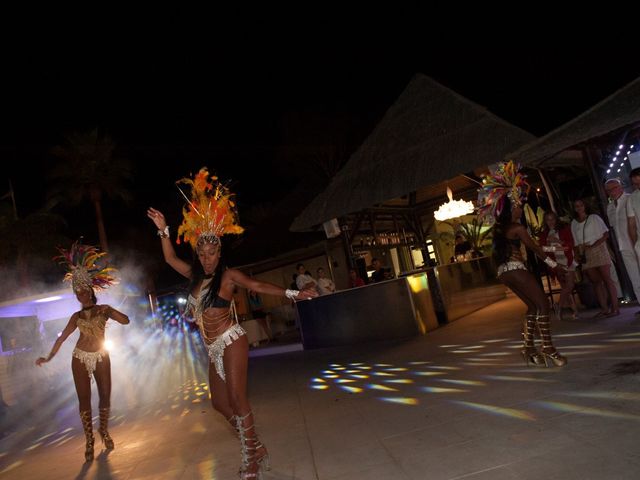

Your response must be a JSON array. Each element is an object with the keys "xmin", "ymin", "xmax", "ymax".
[
  {"xmin": 73, "ymin": 308, "xmax": 109, "ymax": 378},
  {"xmin": 496, "ymin": 238, "xmax": 528, "ymax": 277},
  {"xmin": 188, "ymin": 277, "xmax": 246, "ymax": 382}
]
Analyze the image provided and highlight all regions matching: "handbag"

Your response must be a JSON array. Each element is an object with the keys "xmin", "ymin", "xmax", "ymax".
[{"xmin": 576, "ymin": 216, "xmax": 590, "ymax": 264}]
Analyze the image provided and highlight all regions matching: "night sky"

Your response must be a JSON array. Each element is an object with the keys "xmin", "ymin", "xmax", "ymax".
[{"xmin": 2, "ymin": 41, "xmax": 639, "ymax": 283}]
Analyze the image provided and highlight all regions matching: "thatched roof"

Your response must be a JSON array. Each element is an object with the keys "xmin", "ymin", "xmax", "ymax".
[
  {"xmin": 510, "ymin": 76, "xmax": 640, "ymax": 166},
  {"xmin": 291, "ymin": 74, "xmax": 534, "ymax": 231}
]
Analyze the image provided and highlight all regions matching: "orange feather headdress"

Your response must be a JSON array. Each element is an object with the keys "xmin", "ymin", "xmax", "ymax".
[{"xmin": 176, "ymin": 167, "xmax": 244, "ymax": 249}]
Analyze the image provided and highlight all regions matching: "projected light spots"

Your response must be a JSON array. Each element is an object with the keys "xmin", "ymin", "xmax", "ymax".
[
  {"xmin": 536, "ymin": 401, "xmax": 640, "ymax": 421},
  {"xmin": 0, "ymin": 461, "xmax": 24, "ymax": 475},
  {"xmin": 412, "ymin": 371, "xmax": 445, "ymax": 376},
  {"xmin": 367, "ymin": 384, "xmax": 398, "ymax": 392},
  {"xmin": 384, "ymin": 379, "xmax": 414, "ymax": 384},
  {"xmin": 483, "ymin": 375, "xmax": 554, "ymax": 383},
  {"xmin": 453, "ymin": 401, "xmax": 535, "ymax": 421},
  {"xmin": 335, "ymin": 379, "xmax": 356, "ymax": 384},
  {"xmin": 565, "ymin": 391, "xmax": 640, "ymax": 401},
  {"xmin": 311, "ymin": 384, "xmax": 329, "ymax": 390},
  {"xmin": 371, "ymin": 371, "xmax": 396, "ymax": 377},
  {"xmin": 311, "ymin": 378, "xmax": 326, "ymax": 383},
  {"xmin": 379, "ymin": 397, "xmax": 419, "ymax": 405},
  {"xmin": 555, "ymin": 332, "xmax": 608, "ymax": 338},
  {"xmin": 340, "ymin": 386, "xmax": 363, "ymax": 394},
  {"xmin": 437, "ymin": 379, "xmax": 486, "ymax": 386},
  {"xmin": 385, "ymin": 367, "xmax": 408, "ymax": 371},
  {"xmin": 349, "ymin": 374, "xmax": 369, "ymax": 379},
  {"xmin": 428, "ymin": 366, "xmax": 461, "ymax": 371},
  {"xmin": 421, "ymin": 387, "xmax": 467, "ymax": 393},
  {"xmin": 561, "ymin": 345, "xmax": 607, "ymax": 349}
]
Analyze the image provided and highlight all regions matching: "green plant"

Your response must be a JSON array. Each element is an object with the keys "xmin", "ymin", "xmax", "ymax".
[{"xmin": 442, "ymin": 218, "xmax": 492, "ymax": 253}]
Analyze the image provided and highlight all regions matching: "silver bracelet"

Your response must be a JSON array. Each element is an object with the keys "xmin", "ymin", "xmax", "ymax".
[
  {"xmin": 543, "ymin": 257, "xmax": 558, "ymax": 268},
  {"xmin": 157, "ymin": 226, "xmax": 170, "ymax": 238},
  {"xmin": 542, "ymin": 246, "xmax": 555, "ymax": 252},
  {"xmin": 285, "ymin": 289, "xmax": 299, "ymax": 300}
]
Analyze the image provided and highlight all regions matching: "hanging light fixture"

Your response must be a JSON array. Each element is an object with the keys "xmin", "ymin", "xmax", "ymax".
[{"xmin": 434, "ymin": 187, "xmax": 475, "ymax": 221}]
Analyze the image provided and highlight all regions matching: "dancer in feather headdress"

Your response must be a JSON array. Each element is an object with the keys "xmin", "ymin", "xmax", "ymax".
[
  {"xmin": 477, "ymin": 161, "xmax": 567, "ymax": 368},
  {"xmin": 147, "ymin": 168, "xmax": 317, "ymax": 478},
  {"xmin": 36, "ymin": 240, "xmax": 129, "ymax": 462}
]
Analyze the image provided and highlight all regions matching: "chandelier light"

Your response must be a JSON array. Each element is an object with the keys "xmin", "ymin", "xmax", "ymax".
[{"xmin": 434, "ymin": 187, "xmax": 475, "ymax": 221}]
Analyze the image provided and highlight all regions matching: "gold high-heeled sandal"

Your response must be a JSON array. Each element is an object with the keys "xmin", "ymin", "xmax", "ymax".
[
  {"xmin": 79, "ymin": 410, "xmax": 94, "ymax": 462},
  {"xmin": 540, "ymin": 348, "xmax": 568, "ymax": 367},
  {"xmin": 521, "ymin": 314, "xmax": 544, "ymax": 367},
  {"xmin": 99, "ymin": 407, "xmax": 115, "ymax": 450},
  {"xmin": 536, "ymin": 314, "xmax": 567, "ymax": 367}
]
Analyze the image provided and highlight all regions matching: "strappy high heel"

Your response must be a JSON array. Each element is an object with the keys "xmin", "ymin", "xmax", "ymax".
[
  {"xmin": 521, "ymin": 314, "xmax": 544, "ymax": 366},
  {"xmin": 236, "ymin": 411, "xmax": 268, "ymax": 479},
  {"xmin": 79, "ymin": 410, "xmax": 94, "ymax": 462},
  {"xmin": 255, "ymin": 438, "xmax": 270, "ymax": 472},
  {"xmin": 540, "ymin": 348, "xmax": 568, "ymax": 367},
  {"xmin": 536, "ymin": 314, "xmax": 567, "ymax": 367},
  {"xmin": 98, "ymin": 407, "xmax": 115, "ymax": 450}
]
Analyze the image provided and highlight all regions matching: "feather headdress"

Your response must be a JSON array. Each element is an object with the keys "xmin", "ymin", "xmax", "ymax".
[
  {"xmin": 176, "ymin": 167, "xmax": 244, "ymax": 249},
  {"xmin": 54, "ymin": 241, "xmax": 118, "ymax": 292},
  {"xmin": 477, "ymin": 160, "xmax": 529, "ymax": 222}
]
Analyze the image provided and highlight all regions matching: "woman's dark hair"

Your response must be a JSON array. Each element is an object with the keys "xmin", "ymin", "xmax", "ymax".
[
  {"xmin": 188, "ymin": 249, "xmax": 227, "ymax": 308},
  {"xmin": 572, "ymin": 198, "xmax": 593, "ymax": 216},
  {"xmin": 492, "ymin": 196, "xmax": 513, "ymax": 265}
]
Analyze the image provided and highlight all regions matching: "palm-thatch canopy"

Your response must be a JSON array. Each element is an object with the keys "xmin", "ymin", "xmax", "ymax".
[
  {"xmin": 291, "ymin": 74, "xmax": 534, "ymax": 231},
  {"xmin": 510, "ymin": 76, "xmax": 640, "ymax": 166}
]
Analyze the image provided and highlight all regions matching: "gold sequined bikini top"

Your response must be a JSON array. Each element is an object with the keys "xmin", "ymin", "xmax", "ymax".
[{"xmin": 76, "ymin": 308, "xmax": 107, "ymax": 339}]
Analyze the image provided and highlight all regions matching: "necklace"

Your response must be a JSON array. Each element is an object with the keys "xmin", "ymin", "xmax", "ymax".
[{"xmin": 81, "ymin": 305, "xmax": 95, "ymax": 311}]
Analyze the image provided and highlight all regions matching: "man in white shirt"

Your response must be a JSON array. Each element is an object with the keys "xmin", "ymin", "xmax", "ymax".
[
  {"xmin": 605, "ymin": 178, "xmax": 640, "ymax": 302},
  {"xmin": 316, "ymin": 267, "xmax": 336, "ymax": 295},
  {"xmin": 624, "ymin": 169, "xmax": 640, "ymax": 315},
  {"xmin": 626, "ymin": 168, "xmax": 640, "ymax": 257}
]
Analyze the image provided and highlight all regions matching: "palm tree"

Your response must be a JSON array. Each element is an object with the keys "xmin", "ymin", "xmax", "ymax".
[
  {"xmin": 0, "ymin": 210, "xmax": 69, "ymax": 294},
  {"xmin": 48, "ymin": 129, "xmax": 132, "ymax": 252}
]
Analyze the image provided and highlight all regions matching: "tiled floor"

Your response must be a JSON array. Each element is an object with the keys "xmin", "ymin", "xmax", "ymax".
[{"xmin": 2, "ymin": 295, "xmax": 640, "ymax": 479}]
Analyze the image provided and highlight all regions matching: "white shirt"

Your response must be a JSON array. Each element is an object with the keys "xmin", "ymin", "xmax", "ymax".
[
  {"xmin": 296, "ymin": 273, "xmax": 317, "ymax": 291},
  {"xmin": 606, "ymin": 193, "xmax": 633, "ymax": 251},
  {"xmin": 317, "ymin": 277, "xmax": 336, "ymax": 296},
  {"xmin": 571, "ymin": 214, "xmax": 608, "ymax": 247},
  {"xmin": 627, "ymin": 189, "xmax": 640, "ymax": 244}
]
